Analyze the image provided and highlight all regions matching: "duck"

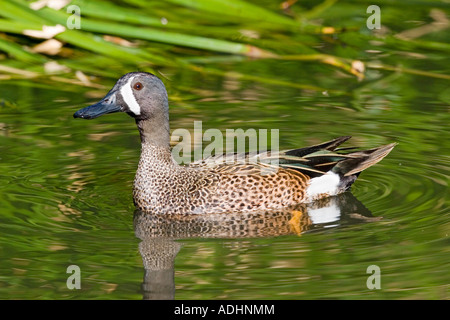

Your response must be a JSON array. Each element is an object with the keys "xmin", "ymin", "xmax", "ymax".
[{"xmin": 74, "ymin": 72, "xmax": 396, "ymax": 214}]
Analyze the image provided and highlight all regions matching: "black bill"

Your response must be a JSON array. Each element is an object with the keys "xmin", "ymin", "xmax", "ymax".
[{"xmin": 73, "ymin": 92, "xmax": 121, "ymax": 119}]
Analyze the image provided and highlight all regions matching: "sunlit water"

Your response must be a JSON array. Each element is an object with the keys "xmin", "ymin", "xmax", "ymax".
[{"xmin": 0, "ymin": 64, "xmax": 448, "ymax": 299}]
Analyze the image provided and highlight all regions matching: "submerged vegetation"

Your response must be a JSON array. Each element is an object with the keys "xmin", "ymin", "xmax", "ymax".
[{"xmin": 0, "ymin": 0, "xmax": 448, "ymax": 92}]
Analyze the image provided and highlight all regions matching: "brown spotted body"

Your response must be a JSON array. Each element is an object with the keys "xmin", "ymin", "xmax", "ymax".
[{"xmin": 133, "ymin": 144, "xmax": 313, "ymax": 214}]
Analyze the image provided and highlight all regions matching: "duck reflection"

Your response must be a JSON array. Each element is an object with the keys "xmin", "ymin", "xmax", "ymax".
[{"xmin": 134, "ymin": 192, "xmax": 379, "ymax": 300}]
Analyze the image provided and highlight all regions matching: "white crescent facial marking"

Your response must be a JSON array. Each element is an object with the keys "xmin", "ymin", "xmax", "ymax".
[
  {"xmin": 120, "ymin": 76, "xmax": 141, "ymax": 116},
  {"xmin": 306, "ymin": 171, "xmax": 340, "ymax": 201}
]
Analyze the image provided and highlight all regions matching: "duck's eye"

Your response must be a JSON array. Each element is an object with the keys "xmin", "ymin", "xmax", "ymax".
[{"xmin": 133, "ymin": 82, "xmax": 143, "ymax": 90}]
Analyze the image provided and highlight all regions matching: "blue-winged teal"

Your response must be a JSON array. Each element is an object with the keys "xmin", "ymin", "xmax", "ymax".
[{"xmin": 74, "ymin": 72, "xmax": 396, "ymax": 214}]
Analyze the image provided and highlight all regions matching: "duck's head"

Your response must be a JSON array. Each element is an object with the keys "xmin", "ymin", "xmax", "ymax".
[
  {"xmin": 73, "ymin": 72, "xmax": 168, "ymax": 121},
  {"xmin": 74, "ymin": 72, "xmax": 170, "ymax": 146}
]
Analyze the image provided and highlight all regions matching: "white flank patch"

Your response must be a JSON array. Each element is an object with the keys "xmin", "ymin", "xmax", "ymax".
[
  {"xmin": 308, "ymin": 204, "xmax": 341, "ymax": 225},
  {"xmin": 120, "ymin": 76, "xmax": 141, "ymax": 116},
  {"xmin": 306, "ymin": 171, "xmax": 340, "ymax": 201}
]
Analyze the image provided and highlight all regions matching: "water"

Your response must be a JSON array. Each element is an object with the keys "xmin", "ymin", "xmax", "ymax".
[{"xmin": 0, "ymin": 59, "xmax": 448, "ymax": 299}]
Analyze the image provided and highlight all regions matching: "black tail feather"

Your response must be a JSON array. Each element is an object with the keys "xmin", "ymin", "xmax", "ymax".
[{"xmin": 285, "ymin": 136, "xmax": 352, "ymax": 158}]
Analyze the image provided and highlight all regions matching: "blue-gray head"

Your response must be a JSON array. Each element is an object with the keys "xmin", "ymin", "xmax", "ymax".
[{"xmin": 74, "ymin": 72, "xmax": 170, "ymax": 146}]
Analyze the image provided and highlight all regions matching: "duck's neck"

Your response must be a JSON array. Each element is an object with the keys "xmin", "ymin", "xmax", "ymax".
[
  {"xmin": 135, "ymin": 113, "xmax": 175, "ymax": 169},
  {"xmin": 136, "ymin": 113, "xmax": 170, "ymax": 148}
]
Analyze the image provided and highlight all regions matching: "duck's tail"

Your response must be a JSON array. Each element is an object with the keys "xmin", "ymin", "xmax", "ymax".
[
  {"xmin": 331, "ymin": 142, "xmax": 397, "ymax": 177},
  {"xmin": 330, "ymin": 141, "xmax": 397, "ymax": 192},
  {"xmin": 278, "ymin": 137, "xmax": 396, "ymax": 200}
]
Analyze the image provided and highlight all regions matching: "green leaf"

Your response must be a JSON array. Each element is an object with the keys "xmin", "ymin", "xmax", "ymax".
[
  {"xmin": 153, "ymin": 0, "xmax": 297, "ymax": 27},
  {"xmin": 0, "ymin": 37, "xmax": 46, "ymax": 63}
]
